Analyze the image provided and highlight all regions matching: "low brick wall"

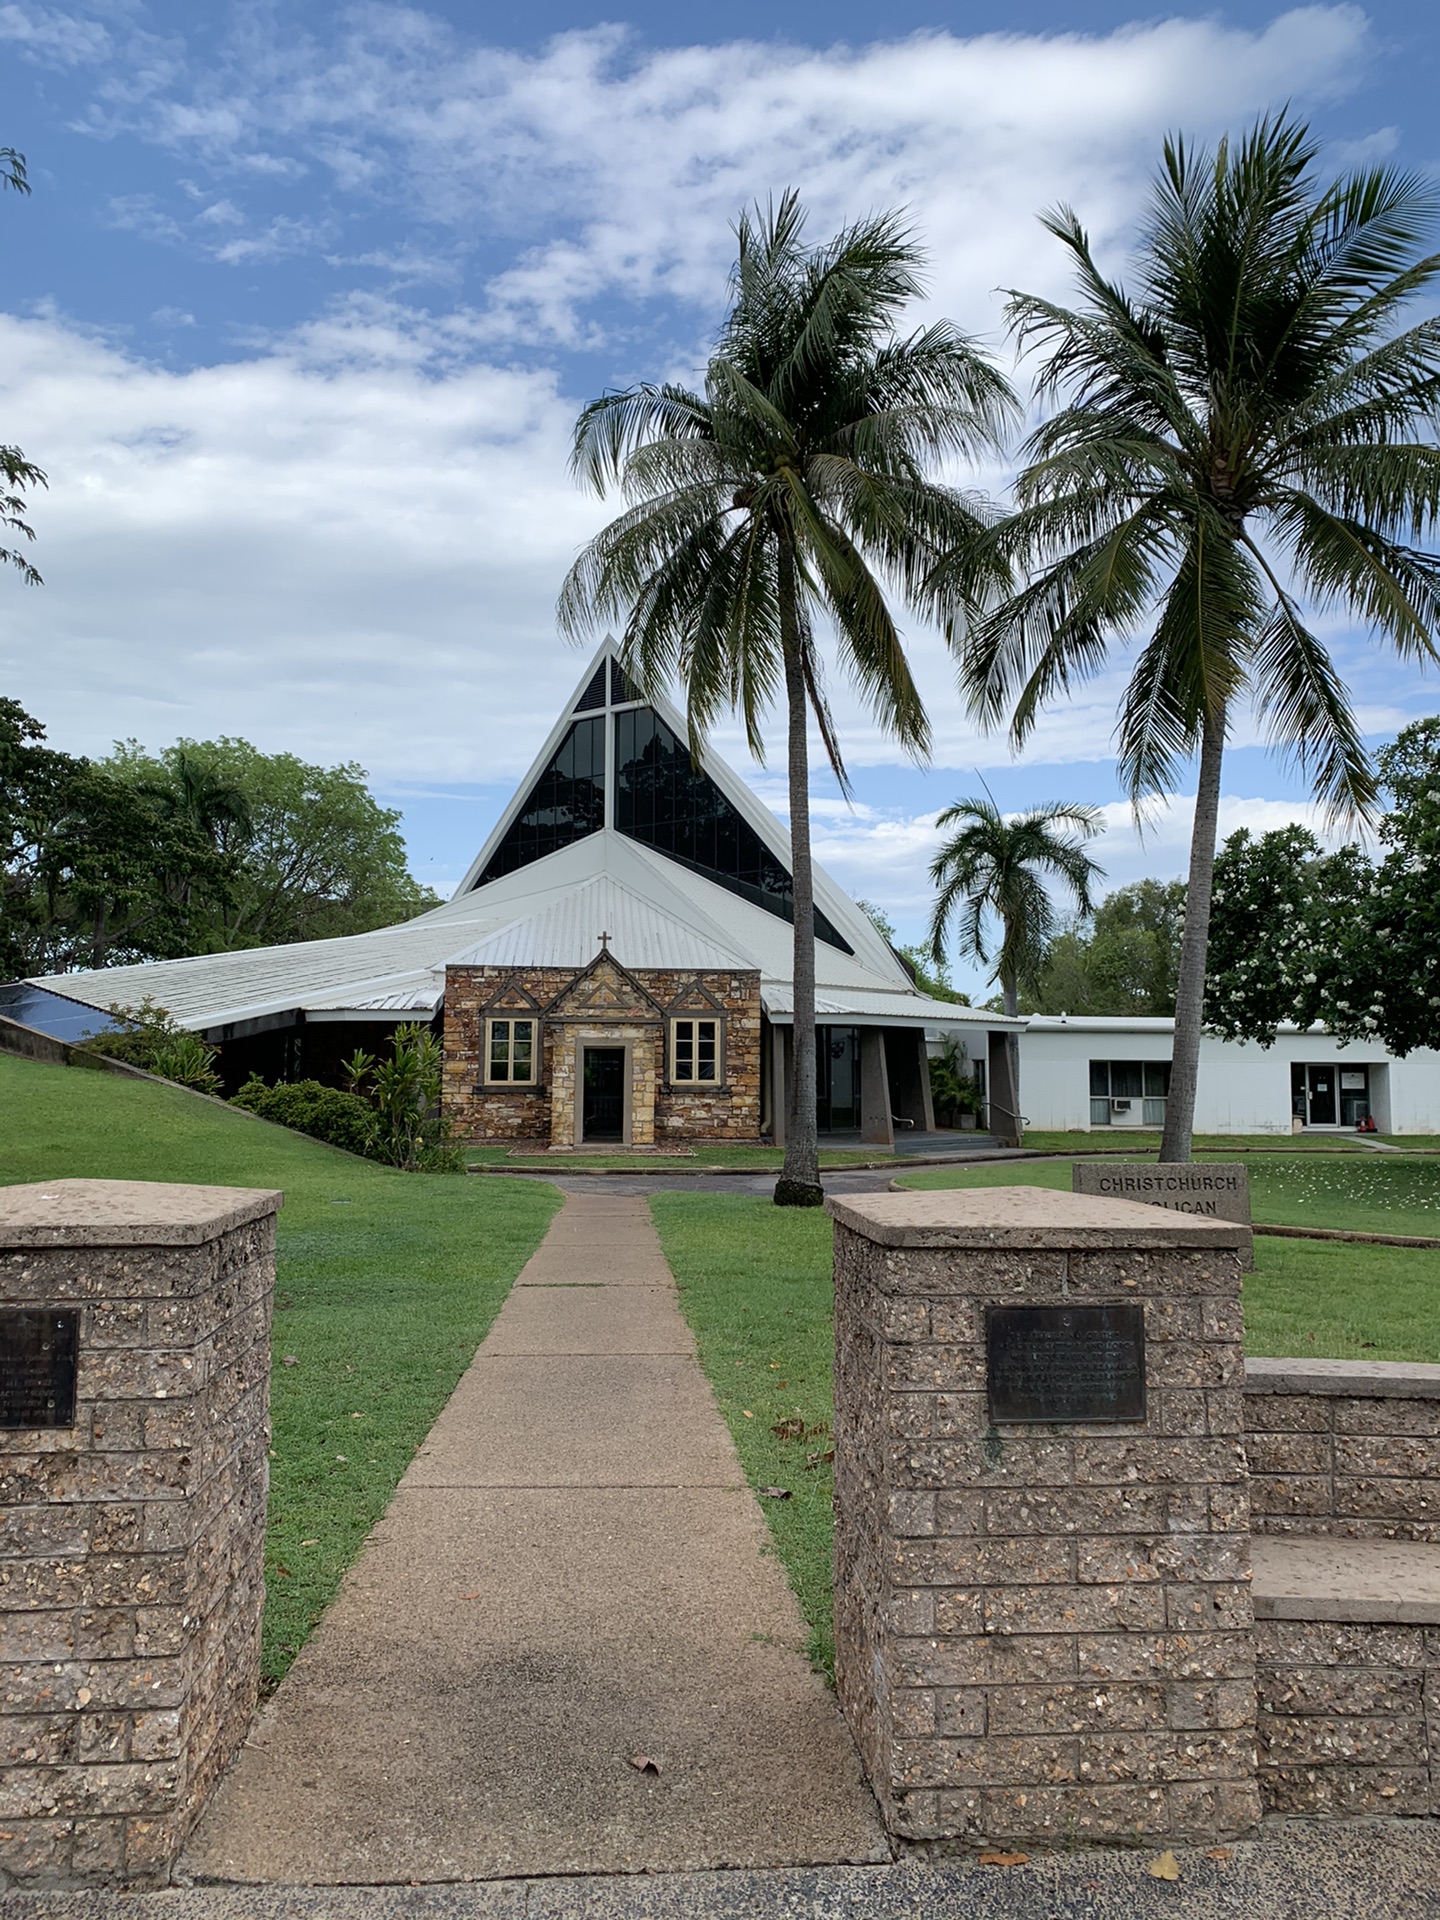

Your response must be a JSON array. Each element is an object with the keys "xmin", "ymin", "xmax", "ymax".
[
  {"xmin": 1255, "ymin": 1615, "xmax": 1438, "ymax": 1818},
  {"xmin": 0, "ymin": 1179, "xmax": 279, "ymax": 1888},
  {"xmin": 1245, "ymin": 1358, "xmax": 1440, "ymax": 1541},
  {"xmin": 1244, "ymin": 1358, "xmax": 1440, "ymax": 1818}
]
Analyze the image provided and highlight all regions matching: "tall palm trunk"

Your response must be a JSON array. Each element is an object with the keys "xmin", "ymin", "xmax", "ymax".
[
  {"xmin": 1160, "ymin": 704, "xmax": 1227, "ymax": 1163},
  {"xmin": 776, "ymin": 539, "xmax": 823, "ymax": 1206},
  {"xmin": 997, "ymin": 969, "xmax": 1022, "ymax": 1147}
]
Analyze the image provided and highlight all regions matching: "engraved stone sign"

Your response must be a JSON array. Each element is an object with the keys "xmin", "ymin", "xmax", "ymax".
[
  {"xmin": 0, "ymin": 1308, "xmax": 78, "ymax": 1428},
  {"xmin": 987, "ymin": 1303, "xmax": 1146, "ymax": 1423},
  {"xmin": 1073, "ymin": 1160, "xmax": 1251, "ymax": 1223}
]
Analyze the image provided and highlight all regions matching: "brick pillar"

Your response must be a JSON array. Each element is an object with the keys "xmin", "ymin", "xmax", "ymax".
[
  {"xmin": 829, "ymin": 1186, "xmax": 1259, "ymax": 1847},
  {"xmin": 0, "ymin": 1178, "xmax": 280, "ymax": 1887}
]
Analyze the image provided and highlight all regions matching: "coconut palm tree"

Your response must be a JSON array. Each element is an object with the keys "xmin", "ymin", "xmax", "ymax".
[
  {"xmin": 558, "ymin": 192, "xmax": 1017, "ymax": 1205},
  {"xmin": 928, "ymin": 796, "xmax": 1105, "ymax": 1016},
  {"xmin": 928, "ymin": 796, "xmax": 1102, "ymax": 1141},
  {"xmin": 949, "ymin": 115, "xmax": 1440, "ymax": 1161}
]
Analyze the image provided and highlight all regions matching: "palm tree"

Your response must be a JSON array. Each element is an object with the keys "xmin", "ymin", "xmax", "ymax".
[
  {"xmin": 950, "ymin": 116, "xmax": 1440, "ymax": 1161},
  {"xmin": 559, "ymin": 192, "xmax": 1017, "ymax": 1205},
  {"xmin": 928, "ymin": 797, "xmax": 1102, "ymax": 1141}
]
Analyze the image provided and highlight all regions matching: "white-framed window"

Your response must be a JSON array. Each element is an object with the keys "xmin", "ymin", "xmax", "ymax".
[
  {"xmin": 485, "ymin": 1016, "xmax": 539, "ymax": 1085},
  {"xmin": 670, "ymin": 1016, "xmax": 723, "ymax": 1086}
]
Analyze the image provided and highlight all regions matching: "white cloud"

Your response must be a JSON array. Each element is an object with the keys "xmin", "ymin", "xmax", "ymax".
[
  {"xmin": 0, "ymin": 309, "xmax": 609, "ymax": 782},
  {"xmin": 43, "ymin": 7, "xmax": 1375, "ymax": 340},
  {"xmin": 2, "ymin": 2, "xmax": 1430, "ymax": 830}
]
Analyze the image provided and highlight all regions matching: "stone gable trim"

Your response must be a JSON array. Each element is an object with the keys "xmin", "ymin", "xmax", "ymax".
[
  {"xmin": 542, "ymin": 950, "xmax": 666, "ymax": 1025},
  {"xmin": 477, "ymin": 973, "xmax": 544, "ymax": 1015},
  {"xmin": 663, "ymin": 975, "xmax": 728, "ymax": 1017}
]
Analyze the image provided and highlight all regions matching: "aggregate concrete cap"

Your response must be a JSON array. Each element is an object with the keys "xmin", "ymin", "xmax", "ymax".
[
  {"xmin": 1253, "ymin": 1537, "xmax": 1440, "ymax": 1624},
  {"xmin": 826, "ymin": 1185, "xmax": 1248, "ymax": 1249},
  {"xmin": 1245, "ymin": 1354, "xmax": 1440, "ymax": 1398},
  {"xmin": 0, "ymin": 1176, "xmax": 283, "ymax": 1248}
]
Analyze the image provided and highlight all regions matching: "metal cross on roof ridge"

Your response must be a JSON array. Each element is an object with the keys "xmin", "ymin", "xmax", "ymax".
[{"xmin": 598, "ymin": 930, "xmax": 611, "ymax": 951}]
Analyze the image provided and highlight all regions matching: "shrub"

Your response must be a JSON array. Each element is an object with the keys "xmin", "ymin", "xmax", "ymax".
[
  {"xmin": 230, "ymin": 1077, "xmax": 377, "ymax": 1157},
  {"xmin": 76, "ymin": 997, "xmax": 223, "ymax": 1096}
]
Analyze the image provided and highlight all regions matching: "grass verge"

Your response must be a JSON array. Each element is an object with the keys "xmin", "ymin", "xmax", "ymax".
[
  {"xmin": 654, "ymin": 1157, "xmax": 1440, "ymax": 1678},
  {"xmin": 0, "ymin": 1052, "xmax": 560, "ymax": 1690}
]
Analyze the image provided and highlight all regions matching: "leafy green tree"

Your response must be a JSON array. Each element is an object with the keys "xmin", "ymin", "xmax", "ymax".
[
  {"xmin": 1026, "ymin": 878, "xmax": 1186, "ymax": 1015},
  {"xmin": 0, "ymin": 701, "xmax": 230, "ymax": 974},
  {"xmin": 558, "ymin": 192, "xmax": 1015, "ymax": 1205},
  {"xmin": 1356, "ymin": 719, "xmax": 1440, "ymax": 1054},
  {"xmin": 1205, "ymin": 826, "xmax": 1372, "ymax": 1045},
  {"xmin": 927, "ymin": 797, "xmax": 1104, "ymax": 1017},
  {"xmin": 950, "ymin": 115, "xmax": 1440, "ymax": 1160},
  {"xmin": 103, "ymin": 738, "xmax": 440, "ymax": 949},
  {"xmin": 1208, "ymin": 723, "xmax": 1440, "ymax": 1057}
]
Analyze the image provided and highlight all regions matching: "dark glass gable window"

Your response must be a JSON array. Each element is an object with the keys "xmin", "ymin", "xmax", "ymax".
[
  {"xmin": 610, "ymin": 659, "xmax": 641, "ymax": 705},
  {"xmin": 574, "ymin": 661, "xmax": 608, "ymax": 711},
  {"xmin": 478, "ymin": 716, "xmax": 606, "ymax": 881},
  {"xmin": 614, "ymin": 707, "xmax": 852, "ymax": 951}
]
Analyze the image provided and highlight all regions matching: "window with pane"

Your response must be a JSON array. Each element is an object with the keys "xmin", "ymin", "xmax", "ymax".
[
  {"xmin": 478, "ymin": 716, "xmax": 605, "ymax": 882},
  {"xmin": 614, "ymin": 706, "xmax": 853, "ymax": 951},
  {"xmin": 670, "ymin": 1017, "xmax": 722, "ymax": 1085},
  {"xmin": 1089, "ymin": 1058, "xmax": 1170, "ymax": 1125},
  {"xmin": 486, "ymin": 1017, "xmax": 538, "ymax": 1084}
]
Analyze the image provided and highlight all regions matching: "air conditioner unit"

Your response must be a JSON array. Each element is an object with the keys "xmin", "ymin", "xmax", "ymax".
[{"xmin": 1110, "ymin": 1099, "xmax": 1132, "ymax": 1112}]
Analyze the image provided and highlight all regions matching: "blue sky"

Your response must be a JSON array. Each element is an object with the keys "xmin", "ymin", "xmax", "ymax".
[{"xmin": 1, "ymin": 1, "xmax": 1437, "ymax": 990}]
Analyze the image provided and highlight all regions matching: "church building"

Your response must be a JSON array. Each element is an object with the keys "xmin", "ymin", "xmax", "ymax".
[{"xmin": 6, "ymin": 642, "xmax": 1013, "ymax": 1150}]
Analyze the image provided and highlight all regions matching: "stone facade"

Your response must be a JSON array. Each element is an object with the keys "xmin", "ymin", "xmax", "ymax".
[
  {"xmin": 441, "ymin": 954, "xmax": 763, "ymax": 1146},
  {"xmin": 0, "ymin": 1179, "xmax": 278, "ymax": 1888},
  {"xmin": 828, "ymin": 1187, "xmax": 1259, "ymax": 1848}
]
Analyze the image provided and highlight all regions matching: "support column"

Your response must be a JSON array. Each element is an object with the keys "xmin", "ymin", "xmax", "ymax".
[
  {"xmin": 859, "ymin": 1029, "xmax": 893, "ymax": 1149},
  {"xmin": 0, "ymin": 1178, "xmax": 280, "ymax": 1887},
  {"xmin": 828, "ymin": 1186, "xmax": 1257, "ymax": 1849},
  {"xmin": 987, "ymin": 1029, "xmax": 1022, "ymax": 1146},
  {"xmin": 770, "ymin": 1025, "xmax": 791, "ymax": 1148}
]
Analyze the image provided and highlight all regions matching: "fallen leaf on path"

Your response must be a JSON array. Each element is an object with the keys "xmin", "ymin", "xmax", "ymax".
[
  {"xmin": 627, "ymin": 1754, "xmax": 660, "ymax": 1775},
  {"xmin": 758, "ymin": 1486, "xmax": 791, "ymax": 1500},
  {"xmin": 459, "ymin": 1591, "xmax": 483, "ymax": 1600},
  {"xmin": 1206, "ymin": 1848, "xmax": 1233, "ymax": 1863},
  {"xmin": 1148, "ymin": 1851, "xmax": 1181, "ymax": 1881},
  {"xmin": 977, "ymin": 1851, "xmax": 1029, "ymax": 1866}
]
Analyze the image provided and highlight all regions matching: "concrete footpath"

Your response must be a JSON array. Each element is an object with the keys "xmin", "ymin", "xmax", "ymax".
[{"xmin": 181, "ymin": 1192, "xmax": 886, "ymax": 1884}]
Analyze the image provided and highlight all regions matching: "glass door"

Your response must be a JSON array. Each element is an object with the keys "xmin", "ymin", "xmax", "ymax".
[
  {"xmin": 582, "ymin": 1047, "xmax": 625, "ymax": 1141},
  {"xmin": 816, "ymin": 1026, "xmax": 862, "ymax": 1132}
]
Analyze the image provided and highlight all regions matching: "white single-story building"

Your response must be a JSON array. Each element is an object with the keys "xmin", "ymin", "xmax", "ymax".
[{"xmin": 1017, "ymin": 1015, "xmax": 1440, "ymax": 1136}]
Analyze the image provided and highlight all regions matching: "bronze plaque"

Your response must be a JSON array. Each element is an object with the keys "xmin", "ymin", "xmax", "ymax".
[
  {"xmin": 0, "ymin": 1310, "xmax": 79, "ymax": 1428},
  {"xmin": 987, "ymin": 1304, "xmax": 1145, "ymax": 1424}
]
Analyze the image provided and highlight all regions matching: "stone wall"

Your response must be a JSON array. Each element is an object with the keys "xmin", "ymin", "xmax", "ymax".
[
  {"xmin": 0, "ymin": 1179, "xmax": 279, "ymax": 1888},
  {"xmin": 828, "ymin": 1187, "xmax": 1258, "ymax": 1849},
  {"xmin": 442, "ymin": 963, "xmax": 762, "ymax": 1145},
  {"xmin": 1245, "ymin": 1358, "xmax": 1440, "ymax": 1541}
]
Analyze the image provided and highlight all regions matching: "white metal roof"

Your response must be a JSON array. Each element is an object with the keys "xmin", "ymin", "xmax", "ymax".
[{"xmin": 446, "ymin": 873, "xmax": 750, "ymax": 973}]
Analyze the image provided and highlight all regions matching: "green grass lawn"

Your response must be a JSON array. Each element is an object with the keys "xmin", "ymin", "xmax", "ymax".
[
  {"xmin": 466, "ymin": 1144, "xmax": 927, "ymax": 1172},
  {"xmin": 654, "ymin": 1154, "xmax": 1440, "ymax": 1680},
  {"xmin": 0, "ymin": 1053, "xmax": 560, "ymax": 1689}
]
